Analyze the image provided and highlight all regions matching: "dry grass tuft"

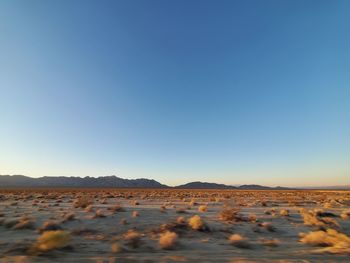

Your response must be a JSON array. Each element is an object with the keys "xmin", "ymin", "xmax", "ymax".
[
  {"xmin": 299, "ymin": 228, "xmax": 350, "ymax": 254},
  {"xmin": 74, "ymin": 196, "xmax": 93, "ymax": 209},
  {"xmin": 62, "ymin": 212, "xmax": 75, "ymax": 222},
  {"xmin": 228, "ymin": 234, "xmax": 250, "ymax": 248},
  {"xmin": 340, "ymin": 209, "xmax": 350, "ymax": 220},
  {"xmin": 108, "ymin": 204, "xmax": 126, "ymax": 213},
  {"xmin": 198, "ymin": 205, "xmax": 208, "ymax": 212},
  {"xmin": 260, "ymin": 238, "xmax": 280, "ymax": 247},
  {"xmin": 132, "ymin": 211, "xmax": 139, "ymax": 217},
  {"xmin": 93, "ymin": 209, "xmax": 106, "ymax": 218},
  {"xmin": 177, "ymin": 216, "xmax": 186, "ymax": 225},
  {"xmin": 280, "ymin": 209, "xmax": 289, "ymax": 216},
  {"xmin": 13, "ymin": 216, "xmax": 35, "ymax": 230},
  {"xmin": 123, "ymin": 230, "xmax": 142, "ymax": 248},
  {"xmin": 159, "ymin": 231, "xmax": 178, "ymax": 249},
  {"xmin": 33, "ymin": 230, "xmax": 71, "ymax": 252},
  {"xmin": 219, "ymin": 208, "xmax": 242, "ymax": 222},
  {"xmin": 188, "ymin": 215, "xmax": 207, "ymax": 231},
  {"xmin": 111, "ymin": 242, "xmax": 123, "ymax": 253},
  {"xmin": 300, "ymin": 209, "xmax": 339, "ymax": 228}
]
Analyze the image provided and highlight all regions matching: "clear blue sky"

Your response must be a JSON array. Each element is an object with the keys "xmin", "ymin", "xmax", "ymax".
[{"xmin": 1, "ymin": 0, "xmax": 349, "ymax": 186}]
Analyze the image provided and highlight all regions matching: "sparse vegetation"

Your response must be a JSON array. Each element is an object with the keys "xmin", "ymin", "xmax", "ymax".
[
  {"xmin": 299, "ymin": 229, "xmax": 350, "ymax": 254},
  {"xmin": 0, "ymin": 188, "xmax": 349, "ymax": 261},
  {"xmin": 228, "ymin": 234, "xmax": 250, "ymax": 248},
  {"xmin": 188, "ymin": 215, "xmax": 206, "ymax": 231},
  {"xmin": 159, "ymin": 231, "xmax": 178, "ymax": 249},
  {"xmin": 33, "ymin": 230, "xmax": 71, "ymax": 252}
]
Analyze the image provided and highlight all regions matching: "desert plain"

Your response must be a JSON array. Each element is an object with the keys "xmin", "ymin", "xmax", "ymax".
[{"xmin": 0, "ymin": 188, "xmax": 350, "ymax": 263}]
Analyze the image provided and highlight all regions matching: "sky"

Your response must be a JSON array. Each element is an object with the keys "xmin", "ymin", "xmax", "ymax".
[{"xmin": 0, "ymin": 0, "xmax": 349, "ymax": 187}]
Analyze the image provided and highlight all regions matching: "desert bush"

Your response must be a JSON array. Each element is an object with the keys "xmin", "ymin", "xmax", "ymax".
[
  {"xmin": 177, "ymin": 216, "xmax": 186, "ymax": 224},
  {"xmin": 280, "ymin": 209, "xmax": 289, "ymax": 216},
  {"xmin": 84, "ymin": 205, "xmax": 94, "ymax": 213},
  {"xmin": 260, "ymin": 222, "xmax": 276, "ymax": 232},
  {"xmin": 340, "ymin": 209, "xmax": 350, "ymax": 220},
  {"xmin": 123, "ymin": 230, "xmax": 142, "ymax": 248},
  {"xmin": 74, "ymin": 196, "xmax": 93, "ymax": 209},
  {"xmin": 219, "ymin": 208, "xmax": 242, "ymax": 222},
  {"xmin": 301, "ymin": 209, "xmax": 339, "ymax": 228},
  {"xmin": 132, "ymin": 211, "xmax": 139, "ymax": 217},
  {"xmin": 159, "ymin": 231, "xmax": 178, "ymax": 250},
  {"xmin": 248, "ymin": 214, "xmax": 257, "ymax": 223},
  {"xmin": 189, "ymin": 199, "xmax": 198, "ymax": 206},
  {"xmin": 299, "ymin": 228, "xmax": 350, "ymax": 254},
  {"xmin": 62, "ymin": 212, "xmax": 75, "ymax": 222},
  {"xmin": 94, "ymin": 209, "xmax": 106, "ymax": 218},
  {"xmin": 13, "ymin": 216, "xmax": 35, "ymax": 230},
  {"xmin": 111, "ymin": 242, "xmax": 123, "ymax": 253},
  {"xmin": 228, "ymin": 234, "xmax": 250, "ymax": 248},
  {"xmin": 260, "ymin": 238, "xmax": 280, "ymax": 247},
  {"xmin": 188, "ymin": 215, "xmax": 206, "ymax": 231},
  {"xmin": 34, "ymin": 230, "xmax": 71, "ymax": 252},
  {"xmin": 198, "ymin": 205, "xmax": 207, "ymax": 212},
  {"xmin": 108, "ymin": 204, "xmax": 126, "ymax": 213}
]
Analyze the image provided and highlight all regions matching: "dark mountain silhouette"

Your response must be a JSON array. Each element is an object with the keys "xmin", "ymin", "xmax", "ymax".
[
  {"xmin": 0, "ymin": 175, "xmax": 292, "ymax": 189},
  {"xmin": 0, "ymin": 175, "xmax": 167, "ymax": 188},
  {"xmin": 176, "ymin": 181, "xmax": 237, "ymax": 189}
]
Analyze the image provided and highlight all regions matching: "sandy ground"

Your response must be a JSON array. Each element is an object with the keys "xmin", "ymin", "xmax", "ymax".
[{"xmin": 0, "ymin": 189, "xmax": 349, "ymax": 263}]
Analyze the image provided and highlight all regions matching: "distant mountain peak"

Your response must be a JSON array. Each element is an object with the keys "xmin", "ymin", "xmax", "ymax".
[{"xmin": 0, "ymin": 175, "xmax": 293, "ymax": 189}]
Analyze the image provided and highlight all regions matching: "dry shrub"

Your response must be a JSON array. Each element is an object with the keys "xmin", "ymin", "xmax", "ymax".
[
  {"xmin": 188, "ymin": 215, "xmax": 206, "ymax": 231},
  {"xmin": 228, "ymin": 234, "xmax": 250, "ymax": 248},
  {"xmin": 248, "ymin": 214, "xmax": 257, "ymax": 223},
  {"xmin": 198, "ymin": 205, "xmax": 207, "ymax": 212},
  {"xmin": 74, "ymin": 196, "xmax": 93, "ymax": 209},
  {"xmin": 38, "ymin": 221, "xmax": 62, "ymax": 233},
  {"xmin": 159, "ymin": 231, "xmax": 178, "ymax": 250},
  {"xmin": 301, "ymin": 209, "xmax": 339, "ymax": 228},
  {"xmin": 261, "ymin": 238, "xmax": 280, "ymax": 247},
  {"xmin": 340, "ymin": 209, "xmax": 350, "ymax": 220},
  {"xmin": 219, "ymin": 208, "xmax": 242, "ymax": 222},
  {"xmin": 299, "ymin": 229, "xmax": 350, "ymax": 254},
  {"xmin": 260, "ymin": 222, "xmax": 276, "ymax": 232},
  {"xmin": 189, "ymin": 199, "xmax": 198, "ymax": 206},
  {"xmin": 94, "ymin": 209, "xmax": 106, "ymax": 218},
  {"xmin": 120, "ymin": 218, "xmax": 128, "ymax": 225},
  {"xmin": 111, "ymin": 242, "xmax": 123, "ymax": 253},
  {"xmin": 280, "ymin": 209, "xmax": 289, "ymax": 216},
  {"xmin": 123, "ymin": 230, "xmax": 142, "ymax": 248},
  {"xmin": 13, "ymin": 216, "xmax": 35, "ymax": 230},
  {"xmin": 62, "ymin": 212, "xmax": 75, "ymax": 222},
  {"xmin": 84, "ymin": 205, "xmax": 94, "ymax": 213},
  {"xmin": 108, "ymin": 204, "xmax": 125, "ymax": 213},
  {"xmin": 177, "ymin": 216, "xmax": 186, "ymax": 224},
  {"xmin": 33, "ymin": 230, "xmax": 71, "ymax": 252},
  {"xmin": 132, "ymin": 211, "xmax": 139, "ymax": 217}
]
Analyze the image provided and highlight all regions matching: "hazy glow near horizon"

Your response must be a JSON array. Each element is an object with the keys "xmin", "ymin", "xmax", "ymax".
[{"xmin": 1, "ymin": 0, "xmax": 349, "ymax": 186}]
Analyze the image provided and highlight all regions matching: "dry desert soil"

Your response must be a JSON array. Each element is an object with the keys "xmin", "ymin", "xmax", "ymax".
[{"xmin": 0, "ymin": 188, "xmax": 350, "ymax": 263}]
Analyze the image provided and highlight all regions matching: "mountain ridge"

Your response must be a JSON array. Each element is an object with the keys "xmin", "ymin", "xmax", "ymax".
[{"xmin": 1, "ymin": 175, "xmax": 347, "ymax": 189}]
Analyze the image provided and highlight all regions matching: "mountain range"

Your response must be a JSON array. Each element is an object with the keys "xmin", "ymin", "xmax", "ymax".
[{"xmin": 0, "ymin": 175, "xmax": 291, "ymax": 189}]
